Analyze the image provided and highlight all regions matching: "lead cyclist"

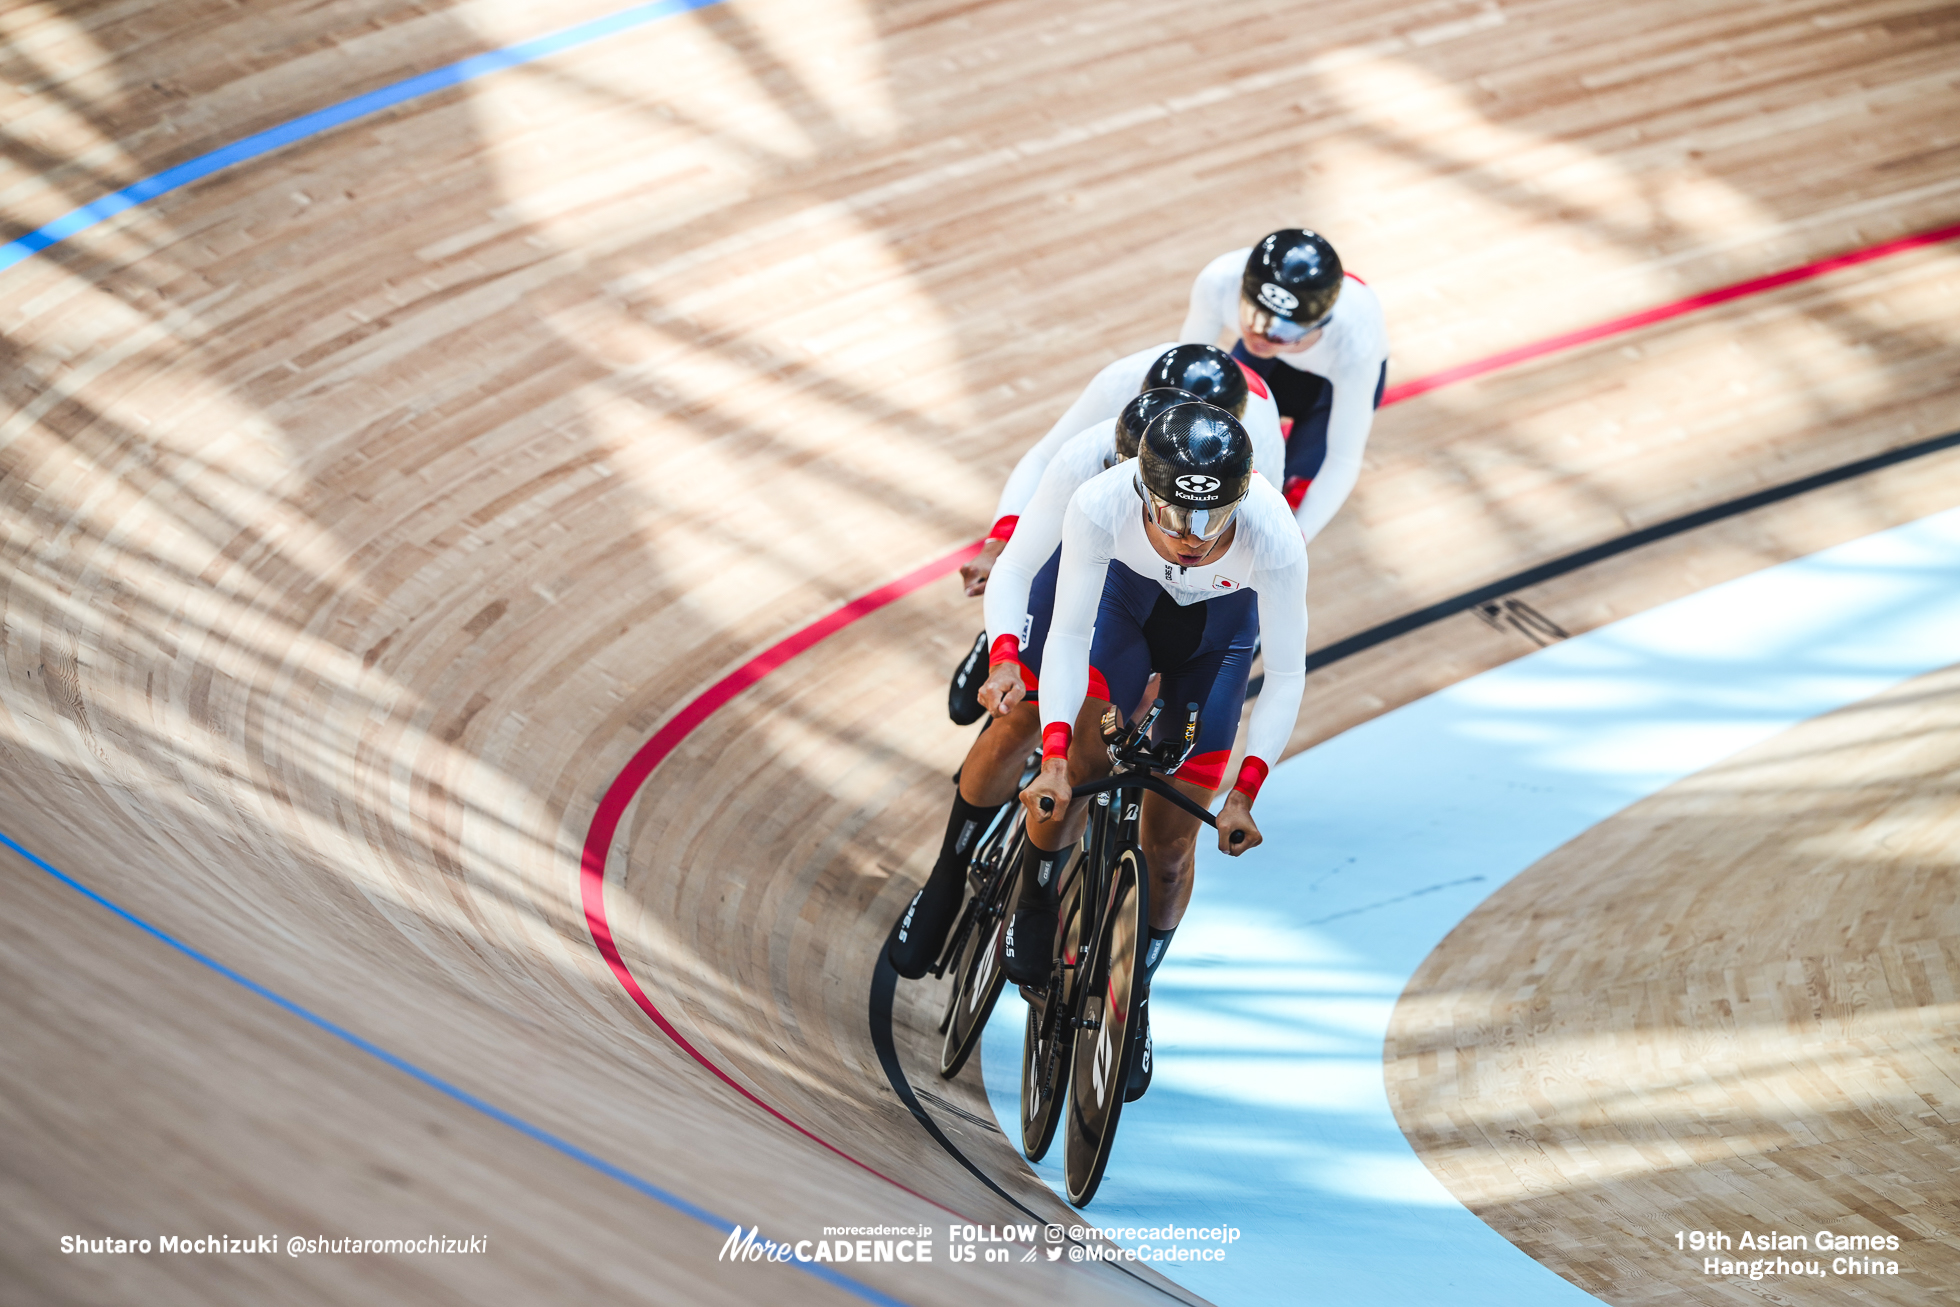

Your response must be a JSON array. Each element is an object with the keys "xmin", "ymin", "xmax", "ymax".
[
  {"xmin": 888, "ymin": 387, "xmax": 1186, "ymax": 978},
  {"xmin": 1004, "ymin": 402, "xmax": 1307, "ymax": 1101},
  {"xmin": 892, "ymin": 346, "xmax": 1289, "ymax": 980}
]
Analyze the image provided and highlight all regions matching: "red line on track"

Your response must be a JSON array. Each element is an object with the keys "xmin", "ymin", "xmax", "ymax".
[
  {"xmin": 578, "ymin": 220, "xmax": 1959, "ymax": 1200},
  {"xmin": 1380, "ymin": 220, "xmax": 1960, "ymax": 406},
  {"xmin": 579, "ymin": 546, "xmax": 984, "ymax": 1214}
]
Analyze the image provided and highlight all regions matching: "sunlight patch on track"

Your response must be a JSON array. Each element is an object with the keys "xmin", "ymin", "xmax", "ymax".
[{"xmin": 0, "ymin": 0, "xmax": 723, "ymax": 273}]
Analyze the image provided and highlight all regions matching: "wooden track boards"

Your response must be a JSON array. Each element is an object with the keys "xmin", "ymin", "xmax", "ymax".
[
  {"xmin": 1387, "ymin": 661, "xmax": 1960, "ymax": 1303},
  {"xmin": 2, "ymin": 0, "xmax": 1958, "ymax": 1302}
]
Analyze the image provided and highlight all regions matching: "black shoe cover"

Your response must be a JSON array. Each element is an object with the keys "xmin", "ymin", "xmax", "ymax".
[
  {"xmin": 887, "ymin": 872, "xmax": 964, "ymax": 979},
  {"xmin": 1124, "ymin": 997, "xmax": 1152, "ymax": 1102},
  {"xmin": 1002, "ymin": 904, "xmax": 1056, "ymax": 987},
  {"xmin": 948, "ymin": 630, "xmax": 988, "ymax": 725}
]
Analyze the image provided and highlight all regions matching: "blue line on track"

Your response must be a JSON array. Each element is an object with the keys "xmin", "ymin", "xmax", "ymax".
[
  {"xmin": 0, "ymin": 0, "xmax": 722, "ymax": 274},
  {"xmin": 1, "ymin": 826, "xmax": 911, "ymax": 1307}
]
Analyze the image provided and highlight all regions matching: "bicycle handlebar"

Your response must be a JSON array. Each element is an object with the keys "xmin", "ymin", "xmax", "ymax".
[
  {"xmin": 1032, "ymin": 699, "xmax": 1243, "ymax": 845},
  {"xmin": 1068, "ymin": 773, "xmax": 1218, "ymax": 829},
  {"xmin": 1035, "ymin": 774, "xmax": 1243, "ymax": 844}
]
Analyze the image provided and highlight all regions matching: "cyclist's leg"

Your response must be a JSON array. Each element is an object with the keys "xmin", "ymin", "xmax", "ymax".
[
  {"xmin": 1001, "ymin": 696, "xmax": 1110, "ymax": 986},
  {"xmin": 957, "ymin": 701, "xmax": 1039, "ymax": 804},
  {"xmin": 892, "ymin": 552, "xmax": 1067, "ymax": 977},
  {"xmin": 1021, "ymin": 558, "xmax": 1155, "ymax": 858},
  {"xmin": 1140, "ymin": 587, "xmax": 1258, "ymax": 932},
  {"xmin": 1003, "ymin": 566, "xmax": 1154, "ymax": 984},
  {"xmin": 1126, "ymin": 777, "xmax": 1228, "ymax": 1104},
  {"xmin": 1266, "ymin": 355, "xmax": 1387, "ymax": 510},
  {"xmin": 1126, "ymin": 589, "xmax": 1259, "ymax": 1091},
  {"xmin": 1124, "ymin": 776, "xmax": 1218, "ymax": 1104},
  {"xmin": 1021, "ymin": 696, "xmax": 1116, "ymax": 855},
  {"xmin": 1137, "ymin": 774, "xmax": 1216, "ymax": 929},
  {"xmin": 1231, "ymin": 340, "xmax": 1334, "ymax": 436}
]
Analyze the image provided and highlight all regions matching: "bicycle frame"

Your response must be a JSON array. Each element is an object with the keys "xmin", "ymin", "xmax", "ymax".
[
  {"xmin": 1062, "ymin": 755, "xmax": 1219, "ymax": 1029},
  {"xmin": 1020, "ymin": 702, "xmax": 1223, "ymax": 1169}
]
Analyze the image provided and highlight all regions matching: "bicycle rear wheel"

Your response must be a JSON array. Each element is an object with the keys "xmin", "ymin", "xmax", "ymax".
[
  {"xmin": 938, "ymin": 818, "xmax": 1022, "ymax": 1077},
  {"xmin": 1063, "ymin": 844, "xmax": 1148, "ymax": 1207},
  {"xmin": 936, "ymin": 805, "xmax": 1021, "ymax": 1035}
]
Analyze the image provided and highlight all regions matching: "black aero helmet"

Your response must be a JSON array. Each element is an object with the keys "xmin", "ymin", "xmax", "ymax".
[
  {"xmin": 1114, "ymin": 387, "xmax": 1196, "ymax": 463},
  {"xmin": 1241, "ymin": 228, "xmax": 1342, "ymax": 343},
  {"xmin": 1142, "ymin": 344, "xmax": 1248, "ymax": 419},
  {"xmin": 1135, "ymin": 402, "xmax": 1254, "ymax": 541}
]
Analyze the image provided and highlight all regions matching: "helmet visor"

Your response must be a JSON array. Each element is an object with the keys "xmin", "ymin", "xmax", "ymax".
[
  {"xmin": 1137, "ymin": 478, "xmax": 1243, "ymax": 542},
  {"xmin": 1242, "ymin": 300, "xmax": 1333, "ymax": 345}
]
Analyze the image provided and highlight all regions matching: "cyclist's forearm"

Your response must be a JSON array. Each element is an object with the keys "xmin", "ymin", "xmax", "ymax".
[
  {"xmin": 1036, "ymin": 506, "xmax": 1115, "ymax": 750},
  {"xmin": 1244, "ymin": 667, "xmax": 1303, "ymax": 771},
  {"xmin": 1035, "ymin": 631, "xmax": 1092, "ymax": 749},
  {"xmin": 1241, "ymin": 560, "xmax": 1309, "ymax": 794},
  {"xmin": 1293, "ymin": 387, "xmax": 1373, "ymax": 542},
  {"xmin": 982, "ymin": 546, "xmax": 1039, "ymax": 649}
]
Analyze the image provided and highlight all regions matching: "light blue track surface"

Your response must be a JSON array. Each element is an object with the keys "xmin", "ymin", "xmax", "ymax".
[{"xmin": 983, "ymin": 505, "xmax": 1960, "ymax": 1304}]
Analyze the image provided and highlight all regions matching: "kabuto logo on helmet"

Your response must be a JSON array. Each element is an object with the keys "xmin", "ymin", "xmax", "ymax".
[
  {"xmin": 1257, "ymin": 282, "xmax": 1299, "ymax": 315},
  {"xmin": 1137, "ymin": 402, "xmax": 1253, "ymax": 541}
]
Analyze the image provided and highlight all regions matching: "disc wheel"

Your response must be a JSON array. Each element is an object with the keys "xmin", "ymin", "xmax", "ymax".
[
  {"xmin": 938, "ymin": 823, "xmax": 1022, "ymax": 1077},
  {"xmin": 1063, "ymin": 845, "xmax": 1148, "ymax": 1207},
  {"xmin": 1018, "ymin": 862, "xmax": 1083, "ymax": 1161}
]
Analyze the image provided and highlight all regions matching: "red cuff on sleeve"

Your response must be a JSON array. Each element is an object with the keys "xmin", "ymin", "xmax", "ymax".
[
  {"xmin": 988, "ymin": 634, "xmax": 1021, "ymax": 666},
  {"xmin": 987, "ymin": 515, "xmax": 1019, "ymax": 542},
  {"xmin": 1232, "ymin": 756, "xmax": 1270, "ymax": 804},
  {"xmin": 1042, "ymin": 722, "xmax": 1072, "ymax": 761},
  {"xmin": 1282, "ymin": 476, "xmax": 1312, "ymax": 511}
]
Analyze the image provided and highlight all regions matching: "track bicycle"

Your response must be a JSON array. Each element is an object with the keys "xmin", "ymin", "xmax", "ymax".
[{"xmin": 1018, "ymin": 699, "xmax": 1233, "ymax": 1207}]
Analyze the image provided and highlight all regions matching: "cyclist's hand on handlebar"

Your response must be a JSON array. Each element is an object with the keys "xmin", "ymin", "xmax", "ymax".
[
  {"xmin": 978, "ymin": 662, "xmax": 1025, "ymax": 717},
  {"xmin": 961, "ymin": 539, "xmax": 1006, "ymax": 597},
  {"xmin": 1021, "ymin": 756, "xmax": 1071, "ymax": 828},
  {"xmin": 1216, "ymin": 791, "xmax": 1261, "ymax": 857}
]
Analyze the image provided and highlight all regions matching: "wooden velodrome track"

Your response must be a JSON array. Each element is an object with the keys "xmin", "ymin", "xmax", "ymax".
[{"xmin": 4, "ymin": 0, "xmax": 1958, "ymax": 1302}]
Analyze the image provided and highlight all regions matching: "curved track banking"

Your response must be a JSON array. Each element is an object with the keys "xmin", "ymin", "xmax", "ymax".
[
  {"xmin": 579, "ymin": 231, "xmax": 1960, "ymax": 1269},
  {"xmin": 3, "ymin": 1, "xmax": 1959, "ymax": 1304}
]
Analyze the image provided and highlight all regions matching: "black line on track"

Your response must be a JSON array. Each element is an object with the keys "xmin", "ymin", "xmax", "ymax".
[
  {"xmin": 869, "ymin": 924, "xmax": 1204, "ymax": 1304},
  {"xmin": 1302, "ymin": 426, "xmax": 1960, "ymax": 674},
  {"xmin": 871, "ymin": 426, "xmax": 1960, "ymax": 1276}
]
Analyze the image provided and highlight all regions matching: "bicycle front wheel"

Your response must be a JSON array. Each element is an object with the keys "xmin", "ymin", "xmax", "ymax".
[
  {"xmin": 1019, "ymin": 861, "xmax": 1083, "ymax": 1161},
  {"xmin": 1063, "ymin": 844, "xmax": 1148, "ymax": 1207}
]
